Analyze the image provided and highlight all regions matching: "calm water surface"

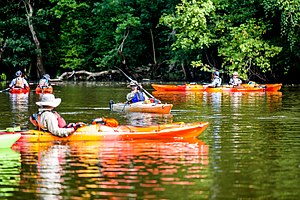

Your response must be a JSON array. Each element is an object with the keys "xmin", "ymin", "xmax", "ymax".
[{"xmin": 0, "ymin": 82, "xmax": 299, "ymax": 199}]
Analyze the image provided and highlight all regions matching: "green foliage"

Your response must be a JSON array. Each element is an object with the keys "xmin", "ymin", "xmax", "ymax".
[
  {"xmin": 218, "ymin": 19, "xmax": 282, "ymax": 80},
  {"xmin": 160, "ymin": 0, "xmax": 215, "ymax": 50},
  {"xmin": 0, "ymin": 73, "xmax": 7, "ymax": 81}
]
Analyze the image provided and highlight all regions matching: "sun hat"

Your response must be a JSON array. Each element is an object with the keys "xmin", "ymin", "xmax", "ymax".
[
  {"xmin": 15, "ymin": 70, "xmax": 22, "ymax": 77},
  {"xmin": 128, "ymin": 80, "xmax": 140, "ymax": 87},
  {"xmin": 233, "ymin": 72, "xmax": 239, "ymax": 76},
  {"xmin": 36, "ymin": 94, "xmax": 61, "ymax": 108},
  {"xmin": 43, "ymin": 74, "xmax": 50, "ymax": 80},
  {"xmin": 213, "ymin": 71, "xmax": 219, "ymax": 76}
]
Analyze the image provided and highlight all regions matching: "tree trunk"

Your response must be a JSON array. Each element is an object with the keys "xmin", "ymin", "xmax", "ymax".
[{"xmin": 24, "ymin": 0, "xmax": 45, "ymax": 79}]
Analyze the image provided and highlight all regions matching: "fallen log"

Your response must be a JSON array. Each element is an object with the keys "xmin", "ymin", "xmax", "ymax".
[{"xmin": 51, "ymin": 70, "xmax": 121, "ymax": 81}]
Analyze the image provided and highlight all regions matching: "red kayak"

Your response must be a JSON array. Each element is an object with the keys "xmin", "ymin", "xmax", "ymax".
[{"xmin": 9, "ymin": 87, "xmax": 30, "ymax": 94}]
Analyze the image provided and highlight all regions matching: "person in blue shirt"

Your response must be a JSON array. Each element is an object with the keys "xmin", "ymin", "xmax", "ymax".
[
  {"xmin": 205, "ymin": 71, "xmax": 222, "ymax": 88},
  {"xmin": 126, "ymin": 81, "xmax": 148, "ymax": 103}
]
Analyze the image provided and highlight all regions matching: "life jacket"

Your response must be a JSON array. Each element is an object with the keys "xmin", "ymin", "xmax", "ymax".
[
  {"xmin": 131, "ymin": 91, "xmax": 145, "ymax": 103},
  {"xmin": 30, "ymin": 110, "xmax": 67, "ymax": 130},
  {"xmin": 15, "ymin": 77, "xmax": 25, "ymax": 88}
]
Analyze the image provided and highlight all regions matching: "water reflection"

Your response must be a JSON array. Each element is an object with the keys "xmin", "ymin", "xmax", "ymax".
[
  {"xmin": 9, "ymin": 93, "xmax": 29, "ymax": 129},
  {"xmin": 122, "ymin": 112, "xmax": 173, "ymax": 126},
  {"xmin": 17, "ymin": 139, "xmax": 209, "ymax": 199},
  {"xmin": 0, "ymin": 148, "xmax": 21, "ymax": 197}
]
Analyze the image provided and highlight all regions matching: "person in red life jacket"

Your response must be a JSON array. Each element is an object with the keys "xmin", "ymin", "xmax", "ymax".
[
  {"xmin": 126, "ymin": 80, "xmax": 148, "ymax": 103},
  {"xmin": 9, "ymin": 70, "xmax": 29, "ymax": 89},
  {"xmin": 30, "ymin": 94, "xmax": 82, "ymax": 137}
]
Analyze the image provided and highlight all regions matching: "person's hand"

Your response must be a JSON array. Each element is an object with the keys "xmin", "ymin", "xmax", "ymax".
[{"xmin": 67, "ymin": 122, "xmax": 84, "ymax": 131}]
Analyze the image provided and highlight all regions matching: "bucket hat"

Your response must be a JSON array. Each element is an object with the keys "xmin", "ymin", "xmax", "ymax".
[
  {"xmin": 36, "ymin": 94, "xmax": 61, "ymax": 108},
  {"xmin": 15, "ymin": 70, "xmax": 22, "ymax": 77},
  {"xmin": 43, "ymin": 74, "xmax": 50, "ymax": 80}
]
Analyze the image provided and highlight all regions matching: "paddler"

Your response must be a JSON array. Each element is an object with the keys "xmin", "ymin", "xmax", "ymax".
[
  {"xmin": 126, "ymin": 80, "xmax": 148, "ymax": 103},
  {"xmin": 30, "ymin": 94, "xmax": 82, "ymax": 137},
  {"xmin": 9, "ymin": 70, "xmax": 29, "ymax": 89}
]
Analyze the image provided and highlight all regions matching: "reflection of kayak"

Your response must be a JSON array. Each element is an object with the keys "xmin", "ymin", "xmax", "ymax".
[
  {"xmin": 110, "ymin": 101, "xmax": 173, "ymax": 114},
  {"xmin": 15, "ymin": 122, "xmax": 209, "ymax": 142},
  {"xmin": 35, "ymin": 86, "xmax": 53, "ymax": 94},
  {"xmin": 152, "ymin": 83, "xmax": 282, "ymax": 92},
  {"xmin": 0, "ymin": 133, "xmax": 21, "ymax": 148},
  {"xmin": 152, "ymin": 83, "xmax": 204, "ymax": 91},
  {"xmin": 9, "ymin": 87, "xmax": 30, "ymax": 94}
]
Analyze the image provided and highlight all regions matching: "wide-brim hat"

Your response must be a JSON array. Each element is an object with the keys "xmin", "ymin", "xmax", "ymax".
[
  {"xmin": 43, "ymin": 74, "xmax": 50, "ymax": 80},
  {"xmin": 36, "ymin": 94, "xmax": 61, "ymax": 108},
  {"xmin": 127, "ymin": 80, "xmax": 140, "ymax": 88},
  {"xmin": 15, "ymin": 70, "xmax": 22, "ymax": 77}
]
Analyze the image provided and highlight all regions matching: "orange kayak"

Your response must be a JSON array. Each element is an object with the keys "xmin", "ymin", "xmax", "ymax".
[
  {"xmin": 13, "ymin": 122, "xmax": 209, "ymax": 142},
  {"xmin": 110, "ymin": 101, "xmax": 173, "ymax": 114},
  {"xmin": 241, "ymin": 83, "xmax": 282, "ymax": 91},
  {"xmin": 152, "ymin": 83, "xmax": 204, "ymax": 91},
  {"xmin": 35, "ymin": 86, "xmax": 53, "ymax": 94},
  {"xmin": 9, "ymin": 87, "xmax": 30, "ymax": 94},
  {"xmin": 152, "ymin": 83, "xmax": 282, "ymax": 92}
]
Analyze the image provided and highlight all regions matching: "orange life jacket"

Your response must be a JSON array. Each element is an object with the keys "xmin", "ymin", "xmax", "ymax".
[
  {"xmin": 15, "ymin": 77, "xmax": 25, "ymax": 88},
  {"xmin": 30, "ymin": 110, "xmax": 67, "ymax": 130}
]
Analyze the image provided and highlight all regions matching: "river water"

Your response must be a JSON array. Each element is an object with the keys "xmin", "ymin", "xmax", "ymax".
[{"xmin": 0, "ymin": 82, "xmax": 299, "ymax": 199}]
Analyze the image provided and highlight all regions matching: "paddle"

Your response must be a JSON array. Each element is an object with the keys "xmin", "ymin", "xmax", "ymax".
[
  {"xmin": 115, "ymin": 67, "xmax": 161, "ymax": 103},
  {"xmin": 0, "ymin": 126, "xmax": 21, "ymax": 132},
  {"xmin": 0, "ymin": 88, "xmax": 10, "ymax": 93}
]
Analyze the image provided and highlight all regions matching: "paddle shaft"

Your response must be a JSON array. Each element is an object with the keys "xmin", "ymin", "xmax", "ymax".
[
  {"xmin": 0, "ymin": 88, "xmax": 10, "ymax": 93},
  {"xmin": 115, "ymin": 67, "xmax": 158, "ymax": 101}
]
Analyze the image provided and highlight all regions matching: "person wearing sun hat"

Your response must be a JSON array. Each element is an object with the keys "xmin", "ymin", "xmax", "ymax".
[
  {"xmin": 9, "ymin": 70, "xmax": 29, "ymax": 89},
  {"xmin": 126, "ymin": 80, "xmax": 148, "ymax": 103},
  {"xmin": 30, "ymin": 94, "xmax": 82, "ymax": 137},
  {"xmin": 37, "ymin": 74, "xmax": 51, "ymax": 89},
  {"xmin": 229, "ymin": 71, "xmax": 242, "ymax": 86},
  {"xmin": 204, "ymin": 71, "xmax": 222, "ymax": 88}
]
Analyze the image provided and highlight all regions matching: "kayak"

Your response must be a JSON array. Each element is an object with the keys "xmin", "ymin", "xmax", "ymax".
[
  {"xmin": 35, "ymin": 86, "xmax": 53, "ymax": 94},
  {"xmin": 0, "ymin": 133, "xmax": 21, "ymax": 148},
  {"xmin": 241, "ymin": 83, "xmax": 282, "ymax": 91},
  {"xmin": 152, "ymin": 83, "xmax": 204, "ymax": 91},
  {"xmin": 110, "ymin": 101, "xmax": 173, "ymax": 114},
  {"xmin": 13, "ymin": 122, "xmax": 209, "ymax": 142},
  {"xmin": 152, "ymin": 83, "xmax": 282, "ymax": 92},
  {"xmin": 9, "ymin": 87, "xmax": 30, "ymax": 94},
  {"xmin": 204, "ymin": 86, "xmax": 265, "ymax": 92}
]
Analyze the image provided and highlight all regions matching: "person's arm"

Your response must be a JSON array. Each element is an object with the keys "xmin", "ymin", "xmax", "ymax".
[
  {"xmin": 23, "ymin": 78, "xmax": 29, "ymax": 87},
  {"xmin": 9, "ymin": 79, "xmax": 16, "ymax": 88},
  {"xmin": 126, "ymin": 88, "xmax": 138, "ymax": 101},
  {"xmin": 41, "ymin": 112, "xmax": 75, "ymax": 137}
]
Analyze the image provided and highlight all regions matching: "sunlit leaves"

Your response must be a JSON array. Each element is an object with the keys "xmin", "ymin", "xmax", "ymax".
[
  {"xmin": 160, "ymin": 0, "xmax": 215, "ymax": 50},
  {"xmin": 219, "ymin": 19, "xmax": 282, "ymax": 80}
]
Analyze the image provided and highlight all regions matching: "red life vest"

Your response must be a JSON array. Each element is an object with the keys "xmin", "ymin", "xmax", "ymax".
[{"xmin": 30, "ymin": 110, "xmax": 67, "ymax": 130}]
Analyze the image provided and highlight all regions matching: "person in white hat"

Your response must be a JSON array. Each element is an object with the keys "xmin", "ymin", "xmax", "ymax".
[
  {"xmin": 126, "ymin": 80, "xmax": 148, "ymax": 103},
  {"xmin": 30, "ymin": 94, "xmax": 81, "ymax": 137},
  {"xmin": 229, "ymin": 71, "xmax": 242, "ymax": 86},
  {"xmin": 9, "ymin": 70, "xmax": 29, "ymax": 89},
  {"xmin": 37, "ymin": 74, "xmax": 51, "ymax": 89}
]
